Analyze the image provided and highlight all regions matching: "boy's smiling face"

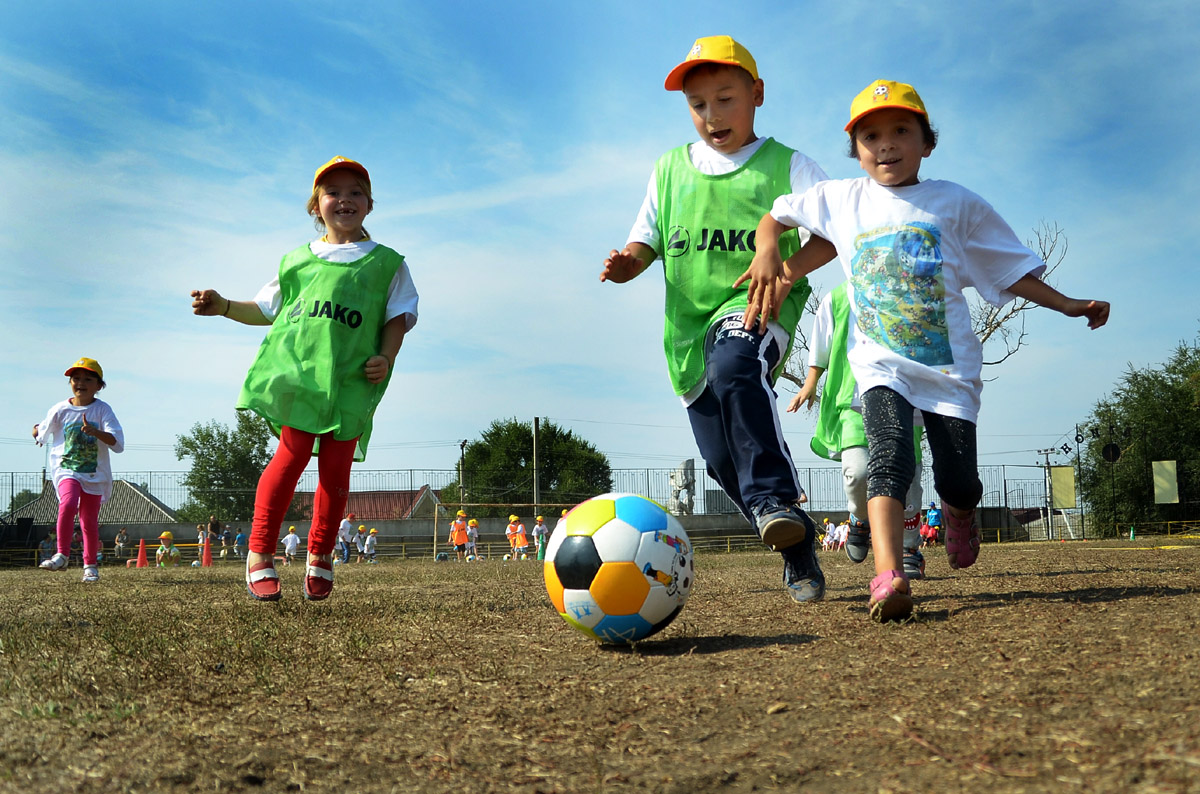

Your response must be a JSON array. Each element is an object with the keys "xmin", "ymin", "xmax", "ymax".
[
  {"xmin": 853, "ymin": 107, "xmax": 932, "ymax": 187},
  {"xmin": 67, "ymin": 370, "xmax": 102, "ymax": 406},
  {"xmin": 682, "ymin": 66, "xmax": 763, "ymax": 155}
]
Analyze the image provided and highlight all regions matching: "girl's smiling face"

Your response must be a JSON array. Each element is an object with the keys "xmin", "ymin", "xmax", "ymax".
[
  {"xmin": 67, "ymin": 370, "xmax": 102, "ymax": 406},
  {"xmin": 853, "ymin": 107, "xmax": 933, "ymax": 187},
  {"xmin": 317, "ymin": 169, "xmax": 372, "ymax": 243}
]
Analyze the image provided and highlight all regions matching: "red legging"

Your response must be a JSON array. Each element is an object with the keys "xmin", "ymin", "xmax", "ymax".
[{"xmin": 248, "ymin": 426, "xmax": 358, "ymax": 556}]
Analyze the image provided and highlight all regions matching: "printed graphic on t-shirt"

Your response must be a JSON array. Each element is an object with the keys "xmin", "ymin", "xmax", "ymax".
[
  {"xmin": 850, "ymin": 222, "xmax": 951, "ymax": 366},
  {"xmin": 61, "ymin": 419, "xmax": 99, "ymax": 474}
]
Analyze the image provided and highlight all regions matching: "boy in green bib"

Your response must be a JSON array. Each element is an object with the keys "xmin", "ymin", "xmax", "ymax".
[
  {"xmin": 191, "ymin": 156, "xmax": 419, "ymax": 603},
  {"xmin": 600, "ymin": 36, "xmax": 836, "ymax": 603}
]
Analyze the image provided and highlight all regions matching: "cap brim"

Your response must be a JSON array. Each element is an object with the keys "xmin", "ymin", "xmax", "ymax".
[
  {"xmin": 314, "ymin": 161, "xmax": 370, "ymax": 188},
  {"xmin": 664, "ymin": 58, "xmax": 741, "ymax": 91},
  {"xmin": 844, "ymin": 103, "xmax": 927, "ymax": 133}
]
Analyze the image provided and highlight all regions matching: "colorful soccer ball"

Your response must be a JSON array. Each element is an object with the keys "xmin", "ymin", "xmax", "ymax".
[
  {"xmin": 544, "ymin": 492, "xmax": 694, "ymax": 644},
  {"xmin": 191, "ymin": 560, "xmax": 202, "ymax": 568}
]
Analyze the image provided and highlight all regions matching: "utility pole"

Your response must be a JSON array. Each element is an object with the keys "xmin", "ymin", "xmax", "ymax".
[
  {"xmin": 1037, "ymin": 448, "xmax": 1056, "ymax": 540},
  {"xmin": 459, "ymin": 440, "xmax": 467, "ymax": 507},
  {"xmin": 532, "ymin": 417, "xmax": 540, "ymax": 516}
]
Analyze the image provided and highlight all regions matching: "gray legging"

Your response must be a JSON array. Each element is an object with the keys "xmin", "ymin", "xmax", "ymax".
[{"xmin": 861, "ymin": 386, "xmax": 982, "ymax": 511}]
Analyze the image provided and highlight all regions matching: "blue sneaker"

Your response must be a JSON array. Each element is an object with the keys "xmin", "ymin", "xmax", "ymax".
[
  {"xmin": 753, "ymin": 498, "xmax": 810, "ymax": 551},
  {"xmin": 903, "ymin": 548, "xmax": 926, "ymax": 580},
  {"xmin": 781, "ymin": 522, "xmax": 826, "ymax": 603},
  {"xmin": 845, "ymin": 514, "xmax": 871, "ymax": 564}
]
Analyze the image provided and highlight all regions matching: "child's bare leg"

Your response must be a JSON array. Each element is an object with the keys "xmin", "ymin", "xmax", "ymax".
[{"xmin": 867, "ymin": 495, "xmax": 907, "ymax": 592}]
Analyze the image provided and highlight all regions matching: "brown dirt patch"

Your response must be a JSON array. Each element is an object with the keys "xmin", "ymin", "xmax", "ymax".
[{"xmin": 1, "ymin": 539, "xmax": 1197, "ymax": 793}]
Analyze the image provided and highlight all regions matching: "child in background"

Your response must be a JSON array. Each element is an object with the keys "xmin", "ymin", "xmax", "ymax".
[
  {"xmin": 156, "ymin": 531, "xmax": 181, "ymax": 567},
  {"xmin": 532, "ymin": 515, "xmax": 550, "ymax": 560},
  {"xmin": 33, "ymin": 358, "xmax": 125, "ymax": 583},
  {"xmin": 789, "ymin": 283, "xmax": 926, "ymax": 579},
  {"xmin": 355, "ymin": 525, "xmax": 368, "ymax": 564},
  {"xmin": 448, "ymin": 510, "xmax": 469, "ymax": 562},
  {"xmin": 363, "ymin": 528, "xmax": 379, "ymax": 563},
  {"xmin": 281, "ymin": 526, "xmax": 301, "ymax": 566},
  {"xmin": 505, "ymin": 515, "xmax": 528, "ymax": 560},
  {"xmin": 234, "ymin": 528, "xmax": 248, "ymax": 560},
  {"xmin": 600, "ymin": 36, "xmax": 836, "ymax": 603},
  {"xmin": 191, "ymin": 156, "xmax": 419, "ymax": 602},
  {"xmin": 465, "ymin": 518, "xmax": 479, "ymax": 560},
  {"xmin": 337, "ymin": 512, "xmax": 356, "ymax": 564},
  {"xmin": 745, "ymin": 79, "xmax": 1109, "ymax": 621}
]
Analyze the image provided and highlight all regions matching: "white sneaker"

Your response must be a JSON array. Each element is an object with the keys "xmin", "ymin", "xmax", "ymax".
[
  {"xmin": 82, "ymin": 566, "xmax": 100, "ymax": 583},
  {"xmin": 40, "ymin": 553, "xmax": 68, "ymax": 571}
]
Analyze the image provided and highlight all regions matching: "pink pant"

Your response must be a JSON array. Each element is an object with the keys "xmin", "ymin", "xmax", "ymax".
[
  {"xmin": 249, "ymin": 426, "xmax": 358, "ymax": 556},
  {"xmin": 56, "ymin": 478, "xmax": 102, "ymax": 566}
]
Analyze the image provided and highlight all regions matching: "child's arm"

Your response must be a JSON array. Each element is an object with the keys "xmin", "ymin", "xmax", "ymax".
[
  {"xmin": 190, "ymin": 290, "xmax": 272, "ymax": 326},
  {"xmin": 365, "ymin": 316, "xmax": 409, "ymax": 384},
  {"xmin": 1006, "ymin": 275, "xmax": 1110, "ymax": 329},
  {"xmin": 787, "ymin": 365, "xmax": 826, "ymax": 413},
  {"xmin": 735, "ymin": 219, "xmax": 836, "ymax": 333},
  {"xmin": 600, "ymin": 243, "xmax": 657, "ymax": 283}
]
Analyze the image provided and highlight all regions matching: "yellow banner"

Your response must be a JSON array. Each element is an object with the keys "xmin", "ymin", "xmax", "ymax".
[
  {"xmin": 1153, "ymin": 460, "xmax": 1179, "ymax": 504},
  {"xmin": 1050, "ymin": 466, "xmax": 1076, "ymax": 509}
]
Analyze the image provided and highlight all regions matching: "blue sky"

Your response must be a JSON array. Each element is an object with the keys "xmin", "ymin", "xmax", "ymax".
[{"xmin": 1, "ymin": 0, "xmax": 1195, "ymax": 482}]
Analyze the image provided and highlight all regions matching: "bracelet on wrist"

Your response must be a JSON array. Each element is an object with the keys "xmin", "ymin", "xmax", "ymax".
[{"xmin": 222, "ymin": 299, "xmax": 231, "ymax": 317}]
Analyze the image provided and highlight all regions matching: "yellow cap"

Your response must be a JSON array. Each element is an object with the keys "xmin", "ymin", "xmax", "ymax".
[
  {"xmin": 845, "ymin": 79, "xmax": 927, "ymax": 133},
  {"xmin": 509, "ymin": 514, "xmax": 519, "ymax": 522},
  {"xmin": 358, "ymin": 525, "xmax": 365, "ymax": 532},
  {"xmin": 561, "ymin": 509, "xmax": 568, "ymax": 516},
  {"xmin": 288, "ymin": 526, "xmax": 295, "ymax": 531},
  {"xmin": 456, "ymin": 510, "xmax": 467, "ymax": 517},
  {"xmin": 664, "ymin": 35, "xmax": 759, "ymax": 91},
  {"xmin": 369, "ymin": 528, "xmax": 378, "ymax": 534},
  {"xmin": 158, "ymin": 531, "xmax": 173, "ymax": 540},
  {"xmin": 536, "ymin": 516, "xmax": 543, "ymax": 522},
  {"xmin": 468, "ymin": 519, "xmax": 478, "ymax": 526},
  {"xmin": 313, "ymin": 156, "xmax": 370, "ymax": 190},
  {"xmin": 65, "ymin": 357, "xmax": 103, "ymax": 380}
]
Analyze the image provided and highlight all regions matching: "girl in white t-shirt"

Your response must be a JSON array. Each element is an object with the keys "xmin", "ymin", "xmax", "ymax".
[
  {"xmin": 743, "ymin": 79, "xmax": 1109, "ymax": 622},
  {"xmin": 33, "ymin": 358, "xmax": 125, "ymax": 583}
]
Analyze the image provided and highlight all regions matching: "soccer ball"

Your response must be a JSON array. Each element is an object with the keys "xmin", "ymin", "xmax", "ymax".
[
  {"xmin": 544, "ymin": 492, "xmax": 694, "ymax": 645},
  {"xmin": 191, "ymin": 560, "xmax": 202, "ymax": 568}
]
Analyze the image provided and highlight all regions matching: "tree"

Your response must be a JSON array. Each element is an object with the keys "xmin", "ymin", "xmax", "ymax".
[
  {"xmin": 1078, "ymin": 339, "xmax": 1200, "ymax": 535},
  {"xmin": 6, "ymin": 488, "xmax": 40, "ymax": 514},
  {"xmin": 780, "ymin": 221, "xmax": 1071, "ymax": 390},
  {"xmin": 174, "ymin": 413, "xmax": 275, "ymax": 523},
  {"xmin": 442, "ymin": 418, "xmax": 613, "ymax": 517}
]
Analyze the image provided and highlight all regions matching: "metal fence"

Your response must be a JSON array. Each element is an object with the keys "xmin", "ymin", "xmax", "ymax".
[{"xmin": 3, "ymin": 464, "xmax": 1060, "ymax": 521}]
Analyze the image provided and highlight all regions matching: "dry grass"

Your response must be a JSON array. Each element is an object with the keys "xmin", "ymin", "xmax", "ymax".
[{"xmin": 1, "ymin": 540, "xmax": 1198, "ymax": 793}]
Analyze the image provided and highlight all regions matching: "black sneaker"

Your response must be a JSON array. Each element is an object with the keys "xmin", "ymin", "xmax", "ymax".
[
  {"xmin": 753, "ymin": 498, "xmax": 810, "ymax": 551},
  {"xmin": 903, "ymin": 548, "xmax": 926, "ymax": 580},
  {"xmin": 845, "ymin": 514, "xmax": 870, "ymax": 564},
  {"xmin": 781, "ymin": 522, "xmax": 825, "ymax": 603}
]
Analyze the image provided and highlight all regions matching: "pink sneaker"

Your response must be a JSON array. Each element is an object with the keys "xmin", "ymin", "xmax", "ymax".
[{"xmin": 944, "ymin": 502, "xmax": 980, "ymax": 569}]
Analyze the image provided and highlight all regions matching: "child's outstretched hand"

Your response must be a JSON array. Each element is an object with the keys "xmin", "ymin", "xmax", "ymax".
[
  {"xmin": 365, "ymin": 355, "xmax": 391, "ymax": 384},
  {"xmin": 191, "ymin": 289, "xmax": 227, "ymax": 316},
  {"xmin": 787, "ymin": 380, "xmax": 818, "ymax": 413},
  {"xmin": 600, "ymin": 249, "xmax": 646, "ymax": 283},
  {"xmin": 734, "ymin": 248, "xmax": 786, "ymax": 334},
  {"xmin": 1062, "ymin": 299, "xmax": 1110, "ymax": 330}
]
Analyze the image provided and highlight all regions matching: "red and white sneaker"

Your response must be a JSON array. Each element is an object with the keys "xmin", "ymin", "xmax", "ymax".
[
  {"xmin": 245, "ymin": 558, "xmax": 282, "ymax": 601},
  {"xmin": 302, "ymin": 555, "xmax": 334, "ymax": 601}
]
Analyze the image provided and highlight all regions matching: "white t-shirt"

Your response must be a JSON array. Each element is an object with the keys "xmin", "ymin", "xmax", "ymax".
[
  {"xmin": 338, "ymin": 519, "xmax": 353, "ymax": 543},
  {"xmin": 253, "ymin": 240, "xmax": 420, "ymax": 331},
  {"xmin": 35, "ymin": 398, "xmax": 125, "ymax": 502},
  {"xmin": 364, "ymin": 534, "xmax": 377, "ymax": 554},
  {"xmin": 771, "ymin": 177, "xmax": 1045, "ymax": 423},
  {"xmin": 625, "ymin": 137, "xmax": 829, "ymax": 253},
  {"xmin": 355, "ymin": 533, "xmax": 367, "ymax": 552},
  {"xmin": 281, "ymin": 533, "xmax": 300, "ymax": 555}
]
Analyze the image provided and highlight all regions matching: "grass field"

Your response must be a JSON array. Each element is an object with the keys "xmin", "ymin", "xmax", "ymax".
[{"xmin": 1, "ymin": 539, "xmax": 1198, "ymax": 793}]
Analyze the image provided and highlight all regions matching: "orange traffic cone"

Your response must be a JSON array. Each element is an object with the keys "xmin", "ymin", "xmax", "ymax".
[
  {"xmin": 136, "ymin": 538, "xmax": 149, "ymax": 568},
  {"xmin": 202, "ymin": 537, "xmax": 213, "ymax": 567}
]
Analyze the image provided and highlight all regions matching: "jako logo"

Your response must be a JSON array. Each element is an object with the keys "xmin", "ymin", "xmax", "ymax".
[
  {"xmin": 288, "ymin": 298, "xmax": 363, "ymax": 328},
  {"xmin": 665, "ymin": 226, "xmax": 757, "ymax": 257}
]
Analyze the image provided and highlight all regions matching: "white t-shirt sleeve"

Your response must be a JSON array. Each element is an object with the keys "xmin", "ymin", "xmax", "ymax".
[
  {"xmin": 253, "ymin": 278, "xmax": 283, "ymax": 322},
  {"xmin": 807, "ymin": 292, "xmax": 836, "ymax": 370},
  {"xmin": 97, "ymin": 401, "xmax": 125, "ymax": 454},
  {"xmin": 959, "ymin": 197, "xmax": 1047, "ymax": 307},
  {"xmin": 624, "ymin": 170, "xmax": 661, "ymax": 254},
  {"xmin": 385, "ymin": 262, "xmax": 419, "ymax": 330}
]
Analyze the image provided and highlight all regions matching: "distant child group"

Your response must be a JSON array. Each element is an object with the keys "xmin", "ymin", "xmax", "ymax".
[{"xmin": 36, "ymin": 35, "xmax": 1107, "ymax": 623}]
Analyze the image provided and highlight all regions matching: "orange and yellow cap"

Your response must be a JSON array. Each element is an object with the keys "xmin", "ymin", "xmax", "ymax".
[
  {"xmin": 313, "ymin": 156, "xmax": 370, "ymax": 190},
  {"xmin": 845, "ymin": 79, "xmax": 927, "ymax": 134},
  {"xmin": 65, "ymin": 357, "xmax": 103, "ymax": 380},
  {"xmin": 158, "ymin": 531, "xmax": 173, "ymax": 541},
  {"xmin": 664, "ymin": 35, "xmax": 758, "ymax": 91}
]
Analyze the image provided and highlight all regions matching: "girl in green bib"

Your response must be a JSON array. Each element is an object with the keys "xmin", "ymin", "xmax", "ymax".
[{"xmin": 191, "ymin": 156, "xmax": 419, "ymax": 602}]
